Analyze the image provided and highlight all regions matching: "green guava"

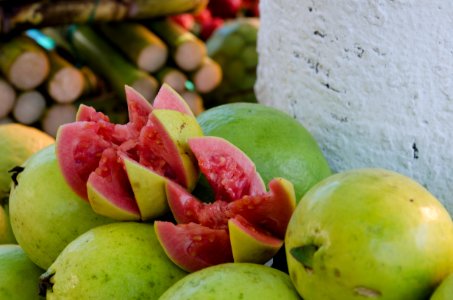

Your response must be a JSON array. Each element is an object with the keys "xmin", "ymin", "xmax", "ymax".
[
  {"xmin": 40, "ymin": 222, "xmax": 187, "ymax": 299},
  {"xmin": 285, "ymin": 168, "xmax": 453, "ymax": 300},
  {"xmin": 0, "ymin": 123, "xmax": 54, "ymax": 200},
  {"xmin": 8, "ymin": 145, "xmax": 114, "ymax": 270},
  {"xmin": 430, "ymin": 273, "xmax": 453, "ymax": 300},
  {"xmin": 0, "ymin": 245, "xmax": 44, "ymax": 300},
  {"xmin": 197, "ymin": 102, "xmax": 331, "ymax": 202},
  {"xmin": 159, "ymin": 262, "xmax": 301, "ymax": 300},
  {"xmin": 0, "ymin": 124, "xmax": 54, "ymax": 245},
  {"xmin": 0, "ymin": 203, "xmax": 16, "ymax": 244}
]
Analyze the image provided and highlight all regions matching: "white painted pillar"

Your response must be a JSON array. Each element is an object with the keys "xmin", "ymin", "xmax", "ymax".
[{"xmin": 256, "ymin": 0, "xmax": 453, "ymax": 213}]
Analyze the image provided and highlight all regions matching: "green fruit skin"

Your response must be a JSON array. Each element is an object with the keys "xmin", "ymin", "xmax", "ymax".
[
  {"xmin": 0, "ymin": 204, "xmax": 16, "ymax": 244},
  {"xmin": 45, "ymin": 222, "xmax": 187, "ymax": 300},
  {"xmin": 285, "ymin": 168, "xmax": 453, "ymax": 300},
  {"xmin": 0, "ymin": 245, "xmax": 44, "ymax": 300},
  {"xmin": 0, "ymin": 124, "xmax": 54, "ymax": 199},
  {"xmin": 9, "ymin": 145, "xmax": 114, "ymax": 270},
  {"xmin": 159, "ymin": 263, "xmax": 301, "ymax": 300},
  {"xmin": 197, "ymin": 103, "xmax": 332, "ymax": 202},
  {"xmin": 430, "ymin": 273, "xmax": 453, "ymax": 300}
]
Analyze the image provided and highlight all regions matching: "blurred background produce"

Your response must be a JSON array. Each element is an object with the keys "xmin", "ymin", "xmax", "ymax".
[{"xmin": 0, "ymin": 0, "xmax": 260, "ymax": 136}]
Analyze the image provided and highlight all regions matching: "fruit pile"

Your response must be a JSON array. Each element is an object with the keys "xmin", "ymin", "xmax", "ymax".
[{"xmin": 0, "ymin": 84, "xmax": 452, "ymax": 299}]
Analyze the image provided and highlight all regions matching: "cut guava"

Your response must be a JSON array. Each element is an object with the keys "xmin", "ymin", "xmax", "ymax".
[
  {"xmin": 56, "ymin": 84, "xmax": 202, "ymax": 220},
  {"xmin": 154, "ymin": 221, "xmax": 233, "ymax": 273},
  {"xmin": 155, "ymin": 136, "xmax": 296, "ymax": 272},
  {"xmin": 228, "ymin": 215, "xmax": 283, "ymax": 263}
]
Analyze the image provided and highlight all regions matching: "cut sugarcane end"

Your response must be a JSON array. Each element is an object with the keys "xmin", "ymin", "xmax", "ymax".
[
  {"xmin": 9, "ymin": 51, "xmax": 49, "ymax": 90},
  {"xmin": 137, "ymin": 44, "xmax": 168, "ymax": 72},
  {"xmin": 41, "ymin": 104, "xmax": 77, "ymax": 137},
  {"xmin": 12, "ymin": 90, "xmax": 46, "ymax": 125},
  {"xmin": 49, "ymin": 67, "xmax": 85, "ymax": 104},
  {"xmin": 175, "ymin": 40, "xmax": 207, "ymax": 71},
  {"xmin": 130, "ymin": 76, "xmax": 159, "ymax": 102},
  {"xmin": 0, "ymin": 79, "xmax": 16, "ymax": 118},
  {"xmin": 193, "ymin": 60, "xmax": 222, "ymax": 93},
  {"xmin": 160, "ymin": 70, "xmax": 187, "ymax": 93},
  {"xmin": 181, "ymin": 91, "xmax": 204, "ymax": 116}
]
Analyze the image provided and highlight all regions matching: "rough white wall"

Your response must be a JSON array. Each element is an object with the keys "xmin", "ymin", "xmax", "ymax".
[{"xmin": 256, "ymin": 0, "xmax": 453, "ymax": 213}]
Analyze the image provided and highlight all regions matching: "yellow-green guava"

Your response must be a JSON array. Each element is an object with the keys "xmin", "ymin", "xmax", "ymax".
[
  {"xmin": 0, "ymin": 123, "xmax": 54, "ymax": 199},
  {"xmin": 40, "ymin": 222, "xmax": 187, "ymax": 299},
  {"xmin": 0, "ymin": 123, "xmax": 54, "ymax": 244},
  {"xmin": 9, "ymin": 145, "xmax": 114, "ymax": 269},
  {"xmin": 430, "ymin": 273, "xmax": 453, "ymax": 300},
  {"xmin": 0, "ymin": 204, "xmax": 16, "ymax": 244},
  {"xmin": 285, "ymin": 168, "xmax": 453, "ymax": 300},
  {"xmin": 159, "ymin": 263, "xmax": 301, "ymax": 300},
  {"xmin": 197, "ymin": 102, "xmax": 331, "ymax": 202},
  {"xmin": 0, "ymin": 245, "xmax": 43, "ymax": 300}
]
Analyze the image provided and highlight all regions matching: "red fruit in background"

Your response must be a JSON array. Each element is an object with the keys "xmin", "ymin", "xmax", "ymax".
[
  {"xmin": 208, "ymin": 0, "xmax": 243, "ymax": 19},
  {"xmin": 170, "ymin": 14, "xmax": 196, "ymax": 31},
  {"xmin": 199, "ymin": 17, "xmax": 224, "ymax": 41},
  {"xmin": 155, "ymin": 136, "xmax": 296, "ymax": 272}
]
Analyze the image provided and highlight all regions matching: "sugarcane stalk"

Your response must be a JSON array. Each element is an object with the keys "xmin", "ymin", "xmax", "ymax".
[
  {"xmin": 79, "ymin": 65, "xmax": 105, "ymax": 96},
  {"xmin": 12, "ymin": 90, "xmax": 47, "ymax": 125},
  {"xmin": 181, "ymin": 90, "xmax": 204, "ymax": 116},
  {"xmin": 0, "ymin": 35, "xmax": 50, "ymax": 90},
  {"xmin": 98, "ymin": 22, "xmax": 168, "ymax": 73},
  {"xmin": 41, "ymin": 103, "xmax": 77, "ymax": 137},
  {"xmin": 148, "ymin": 18, "xmax": 207, "ymax": 71},
  {"xmin": 155, "ymin": 66, "xmax": 188, "ymax": 93},
  {"xmin": 0, "ymin": 0, "xmax": 208, "ymax": 34},
  {"xmin": 0, "ymin": 78, "xmax": 16, "ymax": 118},
  {"xmin": 188, "ymin": 56, "xmax": 222, "ymax": 94},
  {"xmin": 68, "ymin": 25, "xmax": 158, "ymax": 101},
  {"xmin": 46, "ymin": 50, "xmax": 85, "ymax": 104}
]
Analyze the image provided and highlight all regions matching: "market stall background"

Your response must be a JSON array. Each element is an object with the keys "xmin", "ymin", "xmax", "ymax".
[{"xmin": 0, "ymin": 0, "xmax": 259, "ymax": 136}]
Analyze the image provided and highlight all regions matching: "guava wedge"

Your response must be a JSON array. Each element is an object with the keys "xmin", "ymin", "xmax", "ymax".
[
  {"xmin": 228, "ymin": 215, "xmax": 283, "ymax": 263},
  {"xmin": 155, "ymin": 222, "xmax": 233, "ymax": 273},
  {"xmin": 155, "ymin": 136, "xmax": 296, "ymax": 272},
  {"xmin": 56, "ymin": 84, "xmax": 202, "ymax": 221},
  {"xmin": 188, "ymin": 136, "xmax": 266, "ymax": 201}
]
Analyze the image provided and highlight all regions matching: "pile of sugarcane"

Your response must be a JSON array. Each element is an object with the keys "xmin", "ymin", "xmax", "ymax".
[{"xmin": 0, "ymin": 0, "xmax": 223, "ymax": 136}]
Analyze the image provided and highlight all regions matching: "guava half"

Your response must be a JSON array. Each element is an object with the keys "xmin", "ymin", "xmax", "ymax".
[
  {"xmin": 155, "ymin": 136, "xmax": 296, "ymax": 272},
  {"xmin": 56, "ymin": 84, "xmax": 203, "ymax": 220}
]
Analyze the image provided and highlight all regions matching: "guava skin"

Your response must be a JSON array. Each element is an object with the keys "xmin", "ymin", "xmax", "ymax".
[
  {"xmin": 159, "ymin": 263, "xmax": 302, "ymax": 300},
  {"xmin": 197, "ymin": 102, "xmax": 332, "ymax": 202},
  {"xmin": 0, "ymin": 204, "xmax": 16, "ymax": 244},
  {"xmin": 9, "ymin": 145, "xmax": 114, "ymax": 269},
  {"xmin": 42, "ymin": 222, "xmax": 187, "ymax": 300},
  {"xmin": 285, "ymin": 168, "xmax": 453, "ymax": 300},
  {"xmin": 430, "ymin": 272, "xmax": 453, "ymax": 300},
  {"xmin": 0, "ymin": 245, "xmax": 44, "ymax": 300}
]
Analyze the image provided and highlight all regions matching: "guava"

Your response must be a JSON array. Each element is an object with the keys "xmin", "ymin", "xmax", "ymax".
[
  {"xmin": 285, "ymin": 168, "xmax": 453, "ymax": 300},
  {"xmin": 9, "ymin": 145, "xmax": 114, "ymax": 270},
  {"xmin": 0, "ymin": 123, "xmax": 54, "ymax": 199},
  {"xmin": 159, "ymin": 262, "xmax": 301, "ymax": 300},
  {"xmin": 0, "ymin": 203, "xmax": 16, "ymax": 244},
  {"xmin": 430, "ymin": 272, "xmax": 453, "ymax": 300},
  {"xmin": 40, "ymin": 222, "xmax": 187, "ymax": 299},
  {"xmin": 155, "ymin": 136, "xmax": 296, "ymax": 272},
  {"xmin": 197, "ymin": 102, "xmax": 332, "ymax": 202},
  {"xmin": 0, "ymin": 245, "xmax": 44, "ymax": 300},
  {"xmin": 56, "ymin": 84, "xmax": 203, "ymax": 220}
]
